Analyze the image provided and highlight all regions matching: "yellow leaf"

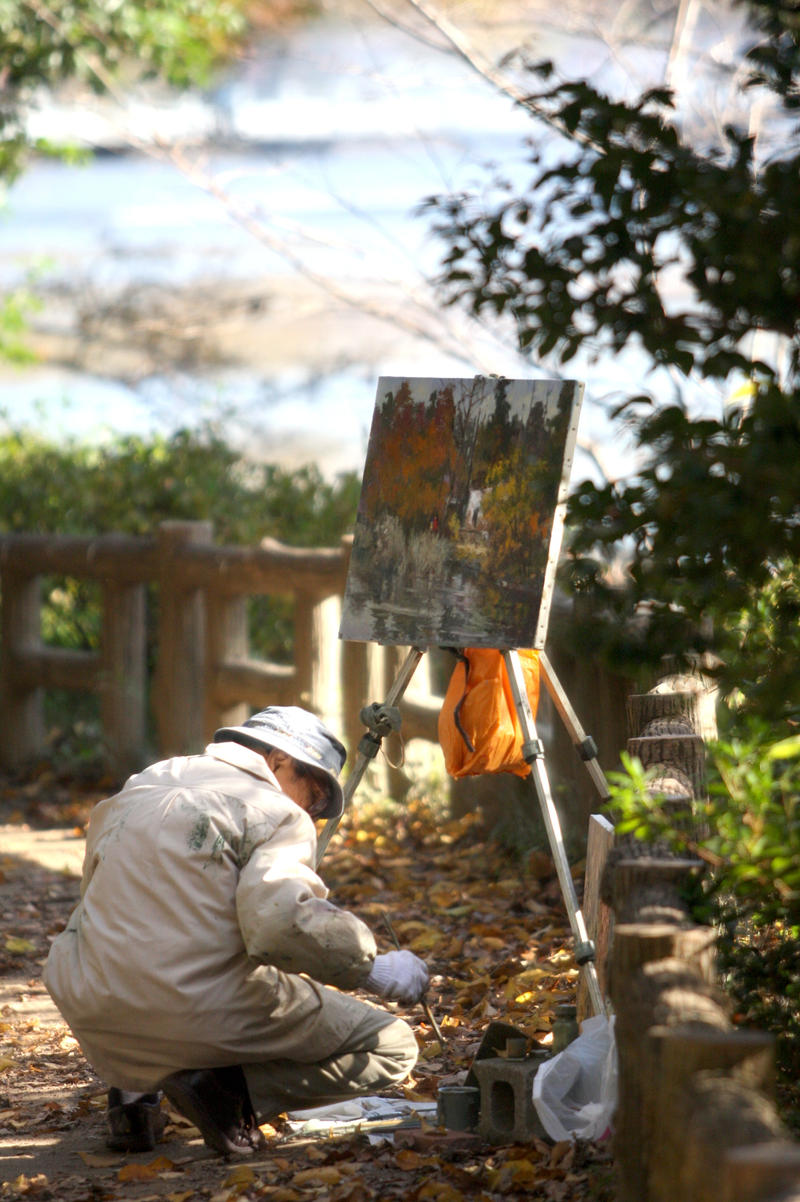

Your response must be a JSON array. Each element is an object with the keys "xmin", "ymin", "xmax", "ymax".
[
  {"xmin": 408, "ymin": 928, "xmax": 445, "ymax": 953},
  {"xmin": 487, "ymin": 1158, "xmax": 539, "ymax": 1190},
  {"xmin": 507, "ymin": 967, "xmax": 549, "ymax": 988},
  {"xmin": 118, "ymin": 1156, "xmax": 174, "ymax": 1181},
  {"xmin": 291, "ymin": 1167, "xmax": 342, "ymax": 1186},
  {"xmin": 479, "ymin": 937, "xmax": 507, "ymax": 951},
  {"xmin": 224, "ymin": 1165, "xmax": 257, "ymax": 1187},
  {"xmin": 4, "ymin": 937, "xmax": 35, "ymax": 955},
  {"xmin": 0, "ymin": 1056, "xmax": 19, "ymax": 1071},
  {"xmin": 268, "ymin": 1190, "xmax": 303, "ymax": 1202},
  {"xmin": 304, "ymin": 1144, "xmax": 327, "ymax": 1162},
  {"xmin": 395, "ymin": 1148, "xmax": 425, "ymax": 1170}
]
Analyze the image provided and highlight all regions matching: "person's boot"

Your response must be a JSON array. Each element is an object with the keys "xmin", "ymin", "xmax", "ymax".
[
  {"xmin": 160, "ymin": 1066, "xmax": 266, "ymax": 1157},
  {"xmin": 106, "ymin": 1089, "xmax": 166, "ymax": 1152}
]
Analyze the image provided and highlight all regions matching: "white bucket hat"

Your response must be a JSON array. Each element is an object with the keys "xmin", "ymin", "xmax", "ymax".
[{"xmin": 213, "ymin": 706, "xmax": 346, "ymax": 819}]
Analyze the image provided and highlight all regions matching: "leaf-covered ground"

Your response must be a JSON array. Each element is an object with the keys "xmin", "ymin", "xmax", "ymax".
[{"xmin": 0, "ymin": 775, "xmax": 616, "ymax": 1201}]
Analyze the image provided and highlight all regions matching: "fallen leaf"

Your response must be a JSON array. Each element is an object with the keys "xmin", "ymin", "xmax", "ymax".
[
  {"xmin": 303, "ymin": 1143, "xmax": 327, "ymax": 1162},
  {"xmin": 417, "ymin": 1182, "xmax": 464, "ymax": 1202},
  {"xmin": 9, "ymin": 1174, "xmax": 49, "ymax": 1193},
  {"xmin": 0, "ymin": 1056, "xmax": 20, "ymax": 1071},
  {"xmin": 224, "ymin": 1165, "xmax": 257, "ymax": 1188},
  {"xmin": 395, "ymin": 1148, "xmax": 425, "ymax": 1170},
  {"xmin": 118, "ymin": 1155, "xmax": 174, "ymax": 1181},
  {"xmin": 328, "ymin": 1182, "xmax": 372, "ymax": 1202},
  {"xmin": 5, "ymin": 937, "xmax": 36, "ymax": 955},
  {"xmin": 550, "ymin": 1140, "xmax": 574, "ymax": 1168},
  {"xmin": 292, "ymin": 1166, "xmax": 342, "ymax": 1186},
  {"xmin": 487, "ymin": 1158, "xmax": 540, "ymax": 1190}
]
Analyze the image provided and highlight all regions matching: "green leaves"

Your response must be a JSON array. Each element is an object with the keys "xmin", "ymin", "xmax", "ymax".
[
  {"xmin": 0, "ymin": 0, "xmax": 255, "ymax": 180},
  {"xmin": 427, "ymin": 42, "xmax": 800, "ymax": 379},
  {"xmin": 605, "ymin": 719, "xmax": 800, "ymax": 1087}
]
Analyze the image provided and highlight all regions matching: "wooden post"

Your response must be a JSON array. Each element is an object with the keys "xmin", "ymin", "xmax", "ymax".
[
  {"xmin": 293, "ymin": 589, "xmax": 329, "ymax": 714},
  {"xmin": 204, "ymin": 591, "xmax": 250, "ymax": 738},
  {"xmin": 650, "ymin": 1028, "xmax": 781, "ymax": 1202},
  {"xmin": 153, "ymin": 521, "xmax": 212, "ymax": 756},
  {"xmin": 611, "ymin": 856, "xmax": 702, "ymax": 924},
  {"xmin": 722, "ymin": 1143, "xmax": 800, "ymax": 1202},
  {"xmin": 100, "ymin": 580, "xmax": 147, "ymax": 777},
  {"xmin": 312, "ymin": 593, "xmax": 342, "ymax": 731},
  {"xmin": 627, "ymin": 675, "xmax": 718, "ymax": 742},
  {"xmin": 609, "ymin": 925, "xmax": 721, "ymax": 1202},
  {"xmin": 0, "ymin": 570, "xmax": 44, "ymax": 769}
]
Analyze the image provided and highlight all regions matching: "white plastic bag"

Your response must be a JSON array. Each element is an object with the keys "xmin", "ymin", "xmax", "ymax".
[{"xmin": 532, "ymin": 1015, "xmax": 617, "ymax": 1142}]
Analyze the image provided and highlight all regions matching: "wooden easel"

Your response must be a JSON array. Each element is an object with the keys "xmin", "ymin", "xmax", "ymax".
[{"xmin": 317, "ymin": 643, "xmax": 610, "ymax": 1018}]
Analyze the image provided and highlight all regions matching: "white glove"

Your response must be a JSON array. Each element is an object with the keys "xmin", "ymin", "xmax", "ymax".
[{"xmin": 365, "ymin": 950, "xmax": 429, "ymax": 1005}]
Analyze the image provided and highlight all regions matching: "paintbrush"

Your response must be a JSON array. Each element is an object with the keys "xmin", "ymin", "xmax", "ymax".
[{"xmin": 381, "ymin": 911, "xmax": 446, "ymax": 1046}]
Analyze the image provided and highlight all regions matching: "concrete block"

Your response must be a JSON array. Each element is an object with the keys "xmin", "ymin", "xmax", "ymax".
[{"xmin": 472, "ymin": 1052, "xmax": 550, "ymax": 1144}]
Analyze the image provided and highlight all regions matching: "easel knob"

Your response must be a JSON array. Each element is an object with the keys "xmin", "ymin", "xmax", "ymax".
[{"xmin": 357, "ymin": 703, "xmax": 402, "ymax": 759}]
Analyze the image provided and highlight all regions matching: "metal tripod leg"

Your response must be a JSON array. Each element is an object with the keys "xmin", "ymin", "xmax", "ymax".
[
  {"xmin": 504, "ymin": 650, "xmax": 606, "ymax": 1017},
  {"xmin": 316, "ymin": 645, "xmax": 426, "ymax": 865},
  {"xmin": 538, "ymin": 651, "xmax": 610, "ymax": 804}
]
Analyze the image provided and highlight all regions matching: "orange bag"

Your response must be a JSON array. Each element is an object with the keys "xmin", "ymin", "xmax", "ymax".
[{"xmin": 438, "ymin": 648, "xmax": 541, "ymax": 779}]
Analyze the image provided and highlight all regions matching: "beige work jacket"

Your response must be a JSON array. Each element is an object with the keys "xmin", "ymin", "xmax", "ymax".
[{"xmin": 43, "ymin": 742, "xmax": 377, "ymax": 1091}]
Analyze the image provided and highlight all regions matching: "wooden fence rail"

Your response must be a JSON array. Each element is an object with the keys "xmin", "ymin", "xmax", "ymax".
[{"xmin": 0, "ymin": 520, "xmax": 432, "ymax": 779}]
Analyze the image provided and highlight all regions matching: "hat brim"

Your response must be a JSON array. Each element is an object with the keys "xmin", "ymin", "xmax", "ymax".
[{"xmin": 213, "ymin": 726, "xmax": 344, "ymax": 820}]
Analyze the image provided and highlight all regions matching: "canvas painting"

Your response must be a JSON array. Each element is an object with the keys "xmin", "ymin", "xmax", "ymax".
[{"xmin": 339, "ymin": 375, "xmax": 583, "ymax": 649}]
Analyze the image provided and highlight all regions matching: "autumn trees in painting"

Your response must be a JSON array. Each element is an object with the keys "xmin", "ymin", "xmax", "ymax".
[{"xmin": 339, "ymin": 375, "xmax": 581, "ymax": 649}]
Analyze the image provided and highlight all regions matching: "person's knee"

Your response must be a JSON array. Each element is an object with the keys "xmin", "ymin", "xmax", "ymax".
[{"xmin": 376, "ymin": 1016, "xmax": 419, "ymax": 1080}]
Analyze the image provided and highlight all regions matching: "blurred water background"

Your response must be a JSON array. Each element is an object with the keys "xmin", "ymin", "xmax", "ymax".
[{"xmin": 0, "ymin": 1, "xmax": 764, "ymax": 481}]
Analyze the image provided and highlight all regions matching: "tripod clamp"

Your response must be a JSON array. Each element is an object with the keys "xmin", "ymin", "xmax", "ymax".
[{"xmin": 357, "ymin": 703, "xmax": 402, "ymax": 760}]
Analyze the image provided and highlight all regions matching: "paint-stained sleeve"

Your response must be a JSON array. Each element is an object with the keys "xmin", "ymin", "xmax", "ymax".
[{"xmin": 235, "ymin": 810, "xmax": 376, "ymax": 989}]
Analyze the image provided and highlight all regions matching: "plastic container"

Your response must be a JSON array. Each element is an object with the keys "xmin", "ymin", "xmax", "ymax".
[
  {"xmin": 552, "ymin": 1003, "xmax": 579, "ymax": 1054},
  {"xmin": 437, "ymin": 1085, "xmax": 481, "ymax": 1131}
]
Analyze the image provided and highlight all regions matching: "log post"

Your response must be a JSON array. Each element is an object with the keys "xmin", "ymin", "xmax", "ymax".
[
  {"xmin": 722, "ymin": 1143, "xmax": 800, "ymax": 1202},
  {"xmin": 627, "ymin": 675, "xmax": 718, "ymax": 743},
  {"xmin": 0, "ymin": 570, "xmax": 44, "ymax": 769},
  {"xmin": 100, "ymin": 580, "xmax": 147, "ymax": 777},
  {"xmin": 609, "ymin": 926, "xmax": 722, "ymax": 1202},
  {"xmin": 611, "ymin": 856, "xmax": 702, "ymax": 924},
  {"xmin": 205, "ymin": 590, "xmax": 250, "ymax": 738},
  {"xmin": 293, "ymin": 589, "xmax": 332, "ymax": 714},
  {"xmin": 153, "ymin": 521, "xmax": 213, "ymax": 757},
  {"xmin": 651, "ymin": 1030, "xmax": 782, "ymax": 1202}
]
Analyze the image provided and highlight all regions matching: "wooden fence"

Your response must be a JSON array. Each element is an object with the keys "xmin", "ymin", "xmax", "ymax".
[{"xmin": 0, "ymin": 521, "xmax": 447, "ymax": 781}]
